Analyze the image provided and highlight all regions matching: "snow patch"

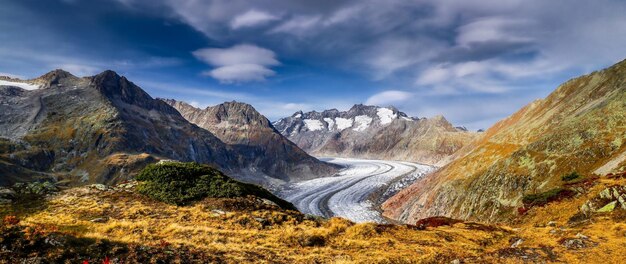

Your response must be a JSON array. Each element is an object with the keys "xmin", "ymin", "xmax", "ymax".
[
  {"xmin": 290, "ymin": 124, "xmax": 301, "ymax": 136},
  {"xmin": 377, "ymin": 108, "xmax": 397, "ymax": 125},
  {"xmin": 323, "ymin": 118, "xmax": 335, "ymax": 130},
  {"xmin": 335, "ymin": 117, "xmax": 353, "ymax": 130},
  {"xmin": 294, "ymin": 113, "xmax": 302, "ymax": 118},
  {"xmin": 353, "ymin": 115, "xmax": 372, "ymax": 131},
  {"xmin": 303, "ymin": 119, "xmax": 324, "ymax": 131},
  {"xmin": 401, "ymin": 116, "xmax": 413, "ymax": 121},
  {"xmin": 0, "ymin": 80, "xmax": 40, "ymax": 90}
]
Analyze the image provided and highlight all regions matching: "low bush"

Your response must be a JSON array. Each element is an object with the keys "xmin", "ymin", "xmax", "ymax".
[
  {"xmin": 522, "ymin": 188, "xmax": 576, "ymax": 207},
  {"xmin": 414, "ymin": 216, "xmax": 462, "ymax": 230},
  {"xmin": 561, "ymin": 172, "xmax": 581, "ymax": 182},
  {"xmin": 136, "ymin": 162, "xmax": 295, "ymax": 209}
]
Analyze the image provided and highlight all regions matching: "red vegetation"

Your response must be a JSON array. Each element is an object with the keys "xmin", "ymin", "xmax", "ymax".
[
  {"xmin": 414, "ymin": 216, "xmax": 463, "ymax": 230},
  {"xmin": 517, "ymin": 207, "xmax": 529, "ymax": 215},
  {"xmin": 3, "ymin": 215, "xmax": 19, "ymax": 226},
  {"xmin": 606, "ymin": 171, "xmax": 626, "ymax": 179}
]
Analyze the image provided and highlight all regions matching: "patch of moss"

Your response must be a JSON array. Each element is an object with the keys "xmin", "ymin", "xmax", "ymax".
[{"xmin": 136, "ymin": 162, "xmax": 295, "ymax": 209}]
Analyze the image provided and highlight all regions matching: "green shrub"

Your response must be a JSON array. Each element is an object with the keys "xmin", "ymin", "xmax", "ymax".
[
  {"xmin": 136, "ymin": 162, "xmax": 295, "ymax": 209},
  {"xmin": 12, "ymin": 181, "xmax": 58, "ymax": 196},
  {"xmin": 561, "ymin": 172, "xmax": 581, "ymax": 182},
  {"xmin": 522, "ymin": 188, "xmax": 576, "ymax": 207}
]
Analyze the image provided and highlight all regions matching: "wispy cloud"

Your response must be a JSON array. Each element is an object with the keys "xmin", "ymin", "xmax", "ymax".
[
  {"xmin": 4, "ymin": 0, "xmax": 626, "ymax": 129},
  {"xmin": 231, "ymin": 10, "xmax": 279, "ymax": 29},
  {"xmin": 365, "ymin": 90, "xmax": 412, "ymax": 106},
  {"xmin": 193, "ymin": 44, "xmax": 280, "ymax": 83}
]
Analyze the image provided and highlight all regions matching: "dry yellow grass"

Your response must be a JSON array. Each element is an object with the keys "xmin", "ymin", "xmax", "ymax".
[{"xmin": 5, "ymin": 177, "xmax": 626, "ymax": 263}]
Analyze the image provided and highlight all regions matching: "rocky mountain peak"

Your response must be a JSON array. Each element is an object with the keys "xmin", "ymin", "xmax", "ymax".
[
  {"xmin": 347, "ymin": 104, "xmax": 378, "ymax": 116},
  {"xmin": 274, "ymin": 104, "xmax": 476, "ymax": 166},
  {"xmin": 210, "ymin": 101, "xmax": 270, "ymax": 127},
  {"xmin": 32, "ymin": 69, "xmax": 79, "ymax": 87},
  {"xmin": 162, "ymin": 99, "xmax": 271, "ymax": 128},
  {"xmin": 274, "ymin": 104, "xmax": 416, "ymax": 136},
  {"xmin": 161, "ymin": 98, "xmax": 338, "ymax": 182},
  {"xmin": 429, "ymin": 114, "xmax": 453, "ymax": 128},
  {"xmin": 90, "ymin": 70, "xmax": 174, "ymax": 113}
]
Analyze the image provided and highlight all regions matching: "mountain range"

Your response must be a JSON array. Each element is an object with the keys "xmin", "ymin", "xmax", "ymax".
[
  {"xmin": 162, "ymin": 99, "xmax": 339, "ymax": 185},
  {"xmin": 0, "ymin": 70, "xmax": 335, "ymax": 186},
  {"xmin": 273, "ymin": 104, "xmax": 477, "ymax": 166},
  {"xmin": 384, "ymin": 58, "xmax": 626, "ymax": 223}
]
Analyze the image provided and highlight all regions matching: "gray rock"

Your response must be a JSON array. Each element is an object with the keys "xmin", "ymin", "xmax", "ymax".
[
  {"xmin": 90, "ymin": 217, "xmax": 108, "ymax": 223},
  {"xmin": 259, "ymin": 198, "xmax": 279, "ymax": 207},
  {"xmin": 254, "ymin": 217, "xmax": 268, "ymax": 225},
  {"xmin": 511, "ymin": 238, "xmax": 524, "ymax": 248},
  {"xmin": 562, "ymin": 238, "xmax": 587, "ymax": 250},
  {"xmin": 211, "ymin": 209, "xmax": 226, "ymax": 215},
  {"xmin": 0, "ymin": 188, "xmax": 16, "ymax": 197},
  {"xmin": 90, "ymin": 184, "xmax": 108, "ymax": 191}
]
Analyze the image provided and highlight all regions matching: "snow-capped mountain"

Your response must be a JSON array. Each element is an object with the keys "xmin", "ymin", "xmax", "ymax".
[{"xmin": 273, "ymin": 104, "xmax": 477, "ymax": 166}]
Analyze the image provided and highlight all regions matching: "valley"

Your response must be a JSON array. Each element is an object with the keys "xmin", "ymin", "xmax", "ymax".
[
  {"xmin": 278, "ymin": 158, "xmax": 433, "ymax": 223},
  {"xmin": 2, "ymin": 1, "xmax": 626, "ymax": 262}
]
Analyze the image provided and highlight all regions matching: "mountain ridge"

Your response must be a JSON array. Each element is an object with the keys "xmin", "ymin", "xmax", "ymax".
[
  {"xmin": 274, "ymin": 104, "xmax": 477, "ymax": 166},
  {"xmin": 161, "ymin": 98, "xmax": 339, "ymax": 184},
  {"xmin": 383, "ymin": 58, "xmax": 626, "ymax": 223},
  {"xmin": 0, "ymin": 69, "xmax": 334, "ymax": 186}
]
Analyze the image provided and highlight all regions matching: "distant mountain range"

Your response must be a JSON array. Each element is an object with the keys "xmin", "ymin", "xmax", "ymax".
[
  {"xmin": 273, "ymin": 104, "xmax": 477, "ymax": 166},
  {"xmin": 0, "ymin": 70, "xmax": 336, "ymax": 186},
  {"xmin": 384, "ymin": 59, "xmax": 626, "ymax": 223}
]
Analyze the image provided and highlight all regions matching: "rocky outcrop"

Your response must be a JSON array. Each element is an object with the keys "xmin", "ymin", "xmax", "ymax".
[
  {"xmin": 273, "ymin": 104, "xmax": 476, "ymax": 166},
  {"xmin": 0, "ymin": 70, "xmax": 334, "ymax": 186},
  {"xmin": 162, "ymin": 99, "xmax": 338, "ymax": 183},
  {"xmin": 384, "ymin": 58, "xmax": 626, "ymax": 223}
]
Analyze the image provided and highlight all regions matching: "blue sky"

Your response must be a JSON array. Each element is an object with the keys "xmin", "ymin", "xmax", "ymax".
[{"xmin": 1, "ymin": 0, "xmax": 626, "ymax": 130}]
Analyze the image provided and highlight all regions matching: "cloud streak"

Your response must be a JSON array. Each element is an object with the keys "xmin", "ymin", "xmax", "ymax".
[
  {"xmin": 231, "ymin": 10, "xmax": 279, "ymax": 29},
  {"xmin": 366, "ymin": 90, "xmax": 412, "ymax": 106},
  {"xmin": 193, "ymin": 44, "xmax": 280, "ymax": 83},
  {"xmin": 3, "ymin": 0, "xmax": 626, "ymax": 129}
]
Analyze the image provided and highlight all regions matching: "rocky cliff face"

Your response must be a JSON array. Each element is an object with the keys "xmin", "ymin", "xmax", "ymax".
[
  {"xmin": 273, "ymin": 104, "xmax": 476, "ymax": 166},
  {"xmin": 162, "ymin": 99, "xmax": 338, "ymax": 183},
  {"xmin": 0, "ymin": 70, "xmax": 333, "ymax": 186},
  {"xmin": 384, "ymin": 59, "xmax": 626, "ymax": 223}
]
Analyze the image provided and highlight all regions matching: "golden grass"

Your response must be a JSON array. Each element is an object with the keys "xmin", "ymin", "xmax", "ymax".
[
  {"xmin": 6, "ymin": 177, "xmax": 625, "ymax": 263},
  {"xmin": 8, "ymin": 186, "xmax": 508, "ymax": 263}
]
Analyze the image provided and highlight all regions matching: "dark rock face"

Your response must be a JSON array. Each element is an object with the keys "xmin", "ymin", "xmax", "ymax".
[
  {"xmin": 0, "ymin": 70, "xmax": 334, "ymax": 186},
  {"xmin": 162, "ymin": 99, "xmax": 338, "ymax": 183},
  {"xmin": 273, "ymin": 104, "xmax": 476, "ymax": 166}
]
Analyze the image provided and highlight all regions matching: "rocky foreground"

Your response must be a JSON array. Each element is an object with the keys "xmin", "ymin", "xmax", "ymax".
[{"xmin": 2, "ymin": 172, "xmax": 626, "ymax": 263}]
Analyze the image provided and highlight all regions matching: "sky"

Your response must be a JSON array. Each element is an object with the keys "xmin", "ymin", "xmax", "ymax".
[{"xmin": 1, "ymin": 0, "xmax": 626, "ymax": 130}]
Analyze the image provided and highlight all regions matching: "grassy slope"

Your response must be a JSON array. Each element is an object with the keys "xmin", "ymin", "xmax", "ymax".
[{"xmin": 384, "ymin": 59, "xmax": 626, "ymax": 223}]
